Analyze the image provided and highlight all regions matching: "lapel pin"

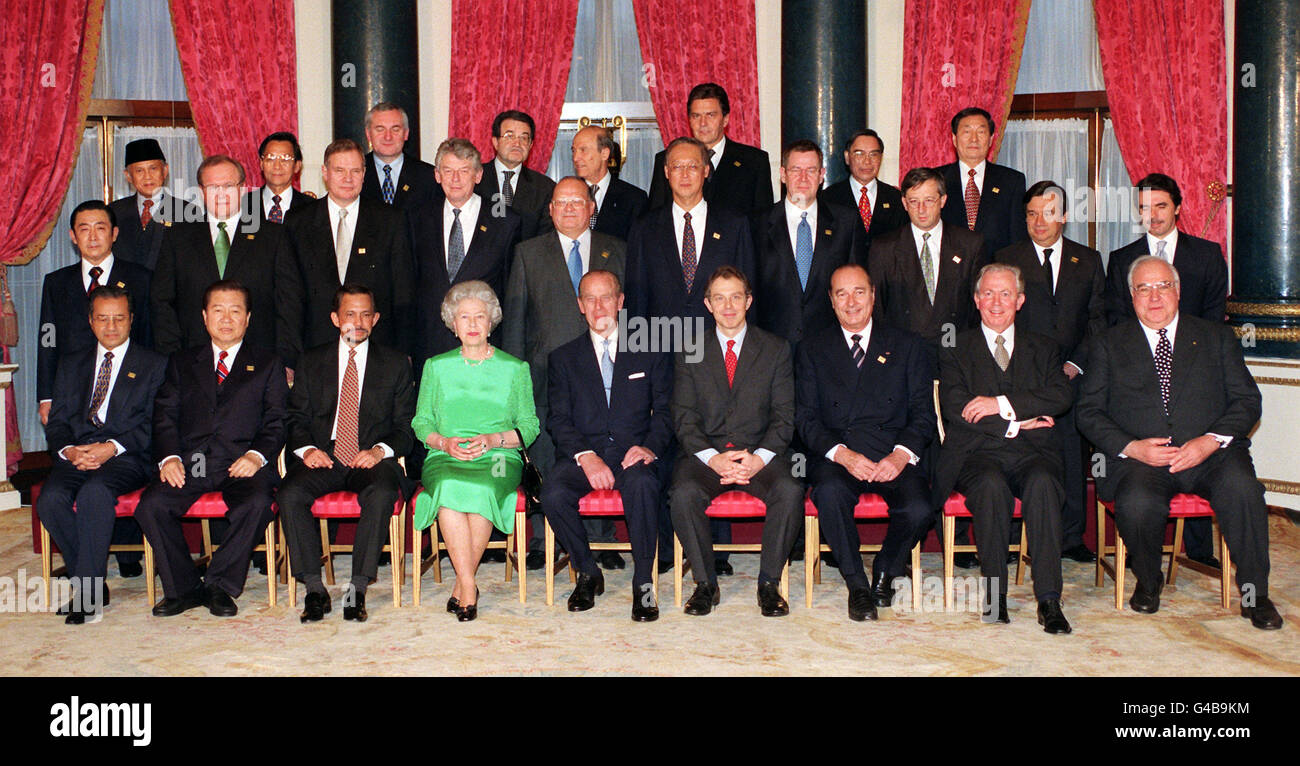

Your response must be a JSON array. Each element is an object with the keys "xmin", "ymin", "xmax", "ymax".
[
  {"xmin": 824, "ymin": 229, "xmax": 832, "ymax": 236},
  {"xmin": 1070, "ymin": 256, "xmax": 1079, "ymax": 263},
  {"xmin": 126, "ymin": 371, "xmax": 136, "ymax": 378},
  {"xmin": 246, "ymin": 365, "xmax": 255, "ymax": 371},
  {"xmin": 599, "ymin": 251, "xmax": 609, "ymax": 259},
  {"xmin": 402, "ymin": 184, "xmax": 410, "ymax": 191},
  {"xmin": 246, "ymin": 234, "xmax": 255, "ymax": 240},
  {"xmin": 952, "ymin": 256, "xmax": 962, "ymax": 263},
  {"xmin": 357, "ymin": 248, "xmax": 366, "ymax": 255},
  {"xmin": 712, "ymin": 232, "xmax": 721, "ymax": 240},
  {"xmin": 882, "ymin": 202, "xmax": 891, "ymax": 208},
  {"xmin": 733, "ymin": 160, "xmax": 741, "ymax": 167},
  {"xmin": 480, "ymin": 224, "xmax": 488, "ymax": 232},
  {"xmin": 876, "ymin": 355, "xmax": 886, "ymax": 364},
  {"xmin": 992, "ymin": 187, "xmax": 1000, "ymax": 194},
  {"xmin": 115, "ymin": 281, "xmax": 125, "ymax": 288},
  {"xmin": 163, "ymin": 221, "xmax": 172, "ymax": 227}
]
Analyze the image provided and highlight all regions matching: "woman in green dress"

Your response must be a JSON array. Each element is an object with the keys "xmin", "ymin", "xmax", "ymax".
[{"xmin": 412, "ymin": 280, "xmax": 539, "ymax": 620}]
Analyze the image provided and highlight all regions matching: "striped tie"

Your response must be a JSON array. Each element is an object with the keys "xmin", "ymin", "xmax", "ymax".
[
  {"xmin": 382, "ymin": 165, "xmax": 395, "ymax": 205},
  {"xmin": 850, "ymin": 334, "xmax": 865, "ymax": 369},
  {"xmin": 87, "ymin": 350, "xmax": 114, "ymax": 427},
  {"xmin": 216, "ymin": 350, "xmax": 229, "ymax": 385},
  {"xmin": 335, "ymin": 348, "xmax": 360, "ymax": 464},
  {"xmin": 964, "ymin": 168, "xmax": 979, "ymax": 230}
]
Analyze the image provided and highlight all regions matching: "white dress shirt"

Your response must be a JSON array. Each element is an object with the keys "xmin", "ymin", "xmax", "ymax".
[
  {"xmin": 262, "ymin": 187, "xmax": 295, "ymax": 218},
  {"xmin": 573, "ymin": 329, "xmax": 620, "ymax": 463},
  {"xmin": 695, "ymin": 324, "xmax": 776, "ymax": 467},
  {"xmin": 494, "ymin": 158, "xmax": 522, "ymax": 196},
  {"xmin": 849, "ymin": 176, "xmax": 878, "ymax": 214},
  {"xmin": 1146, "ymin": 228, "xmax": 1179, "ymax": 263},
  {"xmin": 959, "ymin": 159, "xmax": 987, "ymax": 195},
  {"xmin": 784, "ymin": 198, "xmax": 818, "ymax": 255},
  {"xmin": 374, "ymin": 153, "xmax": 405, "ymax": 186},
  {"xmin": 672, "ymin": 198, "xmax": 709, "ymax": 263},
  {"xmin": 443, "ymin": 193, "xmax": 481, "ymax": 260},
  {"xmin": 60, "ymin": 340, "xmax": 131, "ymax": 460},
  {"xmin": 707, "ymin": 136, "xmax": 727, "ymax": 171},
  {"xmin": 82, "ymin": 254, "xmax": 114, "ymax": 292},
  {"xmin": 326, "ymin": 196, "xmax": 360, "ymax": 249},
  {"xmin": 293, "ymin": 338, "xmax": 393, "ymax": 460},
  {"xmin": 137, "ymin": 190, "xmax": 165, "ymax": 219},
  {"xmin": 979, "ymin": 323, "xmax": 1031, "ymax": 437},
  {"xmin": 557, "ymin": 229, "xmax": 593, "ymax": 275},
  {"xmin": 207, "ymin": 213, "xmax": 241, "ymax": 246}
]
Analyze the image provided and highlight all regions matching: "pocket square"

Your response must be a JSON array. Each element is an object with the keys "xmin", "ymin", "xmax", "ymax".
[{"xmin": 627, "ymin": 371, "xmax": 646, "ymax": 380}]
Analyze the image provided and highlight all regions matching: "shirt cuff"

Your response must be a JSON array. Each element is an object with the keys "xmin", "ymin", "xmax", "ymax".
[
  {"xmin": 40, "ymin": 399, "xmax": 51, "ymax": 405},
  {"xmin": 58, "ymin": 446, "xmax": 75, "ymax": 462},
  {"xmin": 1065, "ymin": 361, "xmax": 1083, "ymax": 375},
  {"xmin": 754, "ymin": 448, "xmax": 775, "ymax": 466},
  {"xmin": 376, "ymin": 442, "xmax": 394, "ymax": 459},
  {"xmin": 247, "ymin": 450, "xmax": 267, "ymax": 467},
  {"xmin": 1205, "ymin": 433, "xmax": 1233, "ymax": 448},
  {"xmin": 996, "ymin": 395, "xmax": 1017, "ymax": 421},
  {"xmin": 159, "ymin": 454, "xmax": 181, "ymax": 471},
  {"xmin": 892, "ymin": 444, "xmax": 920, "ymax": 465},
  {"xmin": 1004, "ymin": 420, "xmax": 1021, "ymax": 439},
  {"xmin": 574, "ymin": 449, "xmax": 595, "ymax": 462},
  {"xmin": 826, "ymin": 444, "xmax": 845, "ymax": 461},
  {"xmin": 109, "ymin": 440, "xmax": 125, "ymax": 457},
  {"xmin": 696, "ymin": 448, "xmax": 720, "ymax": 464},
  {"xmin": 293, "ymin": 446, "xmax": 316, "ymax": 460}
]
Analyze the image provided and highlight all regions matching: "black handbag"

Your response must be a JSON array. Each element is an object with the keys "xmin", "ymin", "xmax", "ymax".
[{"xmin": 514, "ymin": 428, "xmax": 542, "ymax": 509}]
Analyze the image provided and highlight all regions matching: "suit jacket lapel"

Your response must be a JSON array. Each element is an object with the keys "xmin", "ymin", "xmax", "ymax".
[
  {"xmin": 1168, "ymin": 320, "xmax": 1200, "ymax": 412},
  {"xmin": 728, "ymin": 331, "xmax": 759, "ymax": 400},
  {"xmin": 809, "ymin": 204, "xmax": 837, "ymax": 299},
  {"xmin": 767, "ymin": 207, "xmax": 797, "ymax": 290},
  {"xmin": 933, "ymin": 231, "xmax": 965, "ymax": 315},
  {"xmin": 345, "ymin": 201, "xmax": 377, "ymax": 283},
  {"xmin": 193, "ymin": 347, "xmax": 219, "ymax": 406},
  {"xmin": 103, "ymin": 344, "xmax": 139, "ymax": 423}
]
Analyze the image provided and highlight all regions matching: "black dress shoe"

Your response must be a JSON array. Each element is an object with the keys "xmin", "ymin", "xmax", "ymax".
[
  {"xmin": 526, "ymin": 551, "xmax": 546, "ymax": 571},
  {"xmin": 870, "ymin": 572, "xmax": 895, "ymax": 608},
  {"xmin": 1190, "ymin": 554, "xmax": 1222, "ymax": 569},
  {"xmin": 657, "ymin": 559, "xmax": 674, "ymax": 574},
  {"xmin": 1061, "ymin": 544, "xmax": 1097, "ymax": 563},
  {"xmin": 1129, "ymin": 582, "xmax": 1162, "ymax": 614},
  {"xmin": 848, "ymin": 587, "xmax": 878, "ymax": 622},
  {"xmin": 568, "ymin": 571, "xmax": 605, "ymax": 612},
  {"xmin": 481, "ymin": 549, "xmax": 507, "ymax": 565},
  {"xmin": 596, "ymin": 551, "xmax": 626, "ymax": 570},
  {"xmin": 343, "ymin": 589, "xmax": 368, "ymax": 622},
  {"xmin": 448, "ymin": 587, "xmax": 479, "ymax": 614},
  {"xmin": 1037, "ymin": 599, "xmax": 1072, "ymax": 634},
  {"xmin": 206, "ymin": 585, "xmax": 238, "ymax": 617},
  {"xmin": 118, "ymin": 561, "xmax": 143, "ymax": 578},
  {"xmin": 300, "ymin": 590, "xmax": 331, "ymax": 623},
  {"xmin": 714, "ymin": 559, "xmax": 733, "ymax": 576},
  {"xmin": 631, "ymin": 601, "xmax": 660, "ymax": 622},
  {"xmin": 1241, "ymin": 597, "xmax": 1283, "ymax": 630},
  {"xmin": 757, "ymin": 581, "xmax": 789, "ymax": 617},
  {"xmin": 152, "ymin": 584, "xmax": 206, "ymax": 617},
  {"xmin": 954, "ymin": 552, "xmax": 979, "ymax": 569},
  {"xmin": 58, "ymin": 584, "xmax": 110, "ymax": 614},
  {"xmin": 982, "ymin": 594, "xmax": 1010, "ymax": 624},
  {"xmin": 684, "ymin": 582, "xmax": 720, "ymax": 615}
]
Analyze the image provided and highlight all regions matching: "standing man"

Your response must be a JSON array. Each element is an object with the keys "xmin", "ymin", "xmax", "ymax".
[
  {"xmin": 248, "ymin": 132, "xmax": 312, "ymax": 229},
  {"xmin": 648, "ymin": 82, "xmax": 773, "ymax": 218},
  {"xmin": 280, "ymin": 285, "xmax": 415, "ymax": 623},
  {"xmin": 572, "ymin": 125, "xmax": 647, "ymax": 241},
  {"xmin": 109, "ymin": 138, "xmax": 199, "ymax": 271},
  {"xmin": 935, "ymin": 264, "xmax": 1074, "ymax": 632},
  {"xmin": 938, "ymin": 107, "xmax": 1027, "ymax": 258},
  {"xmin": 37, "ymin": 285, "xmax": 166, "ymax": 623},
  {"xmin": 821, "ymin": 129, "xmax": 908, "ymax": 261},
  {"xmin": 135, "ymin": 281, "xmax": 288, "ymax": 618},
  {"xmin": 475, "ymin": 110, "xmax": 556, "ymax": 240},
  {"xmin": 360, "ymin": 102, "xmax": 438, "ymax": 212}
]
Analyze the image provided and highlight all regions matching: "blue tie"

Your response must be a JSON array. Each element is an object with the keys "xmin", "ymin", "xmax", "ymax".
[
  {"xmin": 795, "ymin": 211, "xmax": 813, "ymax": 290},
  {"xmin": 568, "ymin": 239, "xmax": 583, "ymax": 295},
  {"xmin": 601, "ymin": 338, "xmax": 614, "ymax": 405},
  {"xmin": 382, "ymin": 164, "xmax": 395, "ymax": 205}
]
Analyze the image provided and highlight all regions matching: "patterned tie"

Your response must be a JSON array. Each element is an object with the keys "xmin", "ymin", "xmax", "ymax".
[
  {"xmin": 850, "ymin": 334, "xmax": 865, "ymax": 369},
  {"xmin": 1041, "ymin": 247, "xmax": 1054, "ymax": 295},
  {"xmin": 795, "ymin": 211, "xmax": 813, "ymax": 291},
  {"xmin": 600, "ymin": 338, "xmax": 614, "ymax": 405},
  {"xmin": 87, "ymin": 266, "xmax": 102, "ymax": 298},
  {"xmin": 724, "ymin": 339, "xmax": 738, "ymax": 388},
  {"xmin": 964, "ymin": 168, "xmax": 979, "ymax": 230},
  {"xmin": 269, "ymin": 194, "xmax": 283, "ymax": 224},
  {"xmin": 858, "ymin": 185, "xmax": 872, "ymax": 231},
  {"xmin": 1155, "ymin": 327, "xmax": 1172, "ymax": 414},
  {"xmin": 920, "ymin": 232, "xmax": 936, "ymax": 304},
  {"xmin": 447, "ymin": 208, "xmax": 466, "ymax": 280},
  {"xmin": 588, "ymin": 184, "xmax": 599, "ymax": 230},
  {"xmin": 216, "ymin": 350, "xmax": 229, "ymax": 385},
  {"xmin": 335, "ymin": 208, "xmax": 351, "ymax": 284},
  {"xmin": 994, "ymin": 334, "xmax": 1010, "ymax": 372},
  {"xmin": 681, "ymin": 211, "xmax": 698, "ymax": 293},
  {"xmin": 87, "ymin": 350, "xmax": 113, "ymax": 427},
  {"xmin": 502, "ymin": 170, "xmax": 516, "ymax": 208},
  {"xmin": 1155, "ymin": 239, "xmax": 1168, "ymax": 263},
  {"xmin": 335, "ymin": 348, "xmax": 360, "ymax": 465},
  {"xmin": 382, "ymin": 165, "xmax": 395, "ymax": 205},
  {"xmin": 214, "ymin": 222, "xmax": 230, "ymax": 278},
  {"xmin": 140, "ymin": 199, "xmax": 154, "ymax": 229},
  {"xmin": 567, "ymin": 239, "xmax": 583, "ymax": 295}
]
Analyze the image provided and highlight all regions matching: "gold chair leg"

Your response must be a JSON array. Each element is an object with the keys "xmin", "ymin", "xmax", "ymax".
[
  {"xmin": 673, "ymin": 533, "xmax": 683, "ymax": 608},
  {"xmin": 202, "ymin": 519, "xmax": 213, "ymax": 559},
  {"xmin": 319, "ymin": 519, "xmax": 335, "ymax": 586},
  {"xmin": 40, "ymin": 522, "xmax": 53, "ymax": 609},
  {"xmin": 1015, "ymin": 521, "xmax": 1027, "ymax": 586},
  {"xmin": 1219, "ymin": 520, "xmax": 1233, "ymax": 609},
  {"xmin": 804, "ymin": 516, "xmax": 816, "ymax": 608},
  {"xmin": 1168, "ymin": 518, "xmax": 1184, "ymax": 585},
  {"xmin": 517, "ymin": 509, "xmax": 527, "ymax": 604},
  {"xmin": 1115, "ymin": 532, "xmax": 1126, "ymax": 610},
  {"xmin": 780, "ymin": 560, "xmax": 789, "ymax": 602},
  {"xmin": 265, "ymin": 525, "xmax": 277, "ymax": 606},
  {"xmin": 651, "ymin": 539, "xmax": 659, "ymax": 601},
  {"xmin": 144, "ymin": 538, "xmax": 156, "ymax": 608},
  {"xmin": 911, "ymin": 542, "xmax": 922, "ymax": 612},
  {"xmin": 1095, "ymin": 500, "xmax": 1105, "ymax": 587},
  {"xmin": 431, "ymin": 520, "xmax": 443, "ymax": 584},
  {"xmin": 286, "ymin": 533, "xmax": 297, "ymax": 608},
  {"xmin": 412, "ymin": 527, "xmax": 423, "ymax": 607},
  {"xmin": 943, "ymin": 515, "xmax": 955, "ymax": 611},
  {"xmin": 390, "ymin": 515, "xmax": 402, "ymax": 608},
  {"xmin": 545, "ymin": 518, "xmax": 555, "ymax": 606}
]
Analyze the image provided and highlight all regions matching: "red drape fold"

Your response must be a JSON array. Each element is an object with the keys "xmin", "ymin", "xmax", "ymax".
[
  {"xmin": 899, "ymin": 0, "xmax": 1031, "ymax": 174},
  {"xmin": 448, "ymin": 0, "xmax": 579, "ymax": 173},
  {"xmin": 632, "ymin": 0, "xmax": 760, "ymax": 147},
  {"xmin": 170, "ymin": 0, "xmax": 298, "ymax": 187},
  {"xmin": 1094, "ymin": 0, "xmax": 1227, "ymax": 251}
]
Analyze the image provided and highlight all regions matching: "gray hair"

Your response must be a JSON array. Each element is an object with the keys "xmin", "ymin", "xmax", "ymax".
[
  {"xmin": 1126, "ymin": 254, "xmax": 1180, "ymax": 291},
  {"xmin": 365, "ymin": 102, "xmax": 409, "ymax": 132},
  {"xmin": 974, "ymin": 262, "xmax": 1024, "ymax": 296},
  {"xmin": 441, "ymin": 280, "xmax": 502, "ymax": 331},
  {"xmin": 434, "ymin": 137, "xmax": 482, "ymax": 173}
]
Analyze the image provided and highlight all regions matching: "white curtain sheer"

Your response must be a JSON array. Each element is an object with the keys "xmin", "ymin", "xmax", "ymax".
[
  {"xmin": 91, "ymin": 0, "xmax": 188, "ymax": 101},
  {"xmin": 1015, "ymin": 0, "xmax": 1105, "ymax": 94},
  {"xmin": 999, "ymin": 118, "xmax": 1090, "ymax": 246},
  {"xmin": 547, "ymin": 124, "xmax": 662, "ymax": 193},
  {"xmin": 110, "ymin": 125, "xmax": 203, "ymax": 205},
  {"xmin": 1097, "ymin": 117, "xmax": 1138, "ymax": 269}
]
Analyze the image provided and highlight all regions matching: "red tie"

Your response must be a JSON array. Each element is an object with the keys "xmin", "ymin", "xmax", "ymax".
[
  {"xmin": 335, "ymin": 348, "xmax": 360, "ymax": 465},
  {"xmin": 725, "ymin": 339, "xmax": 737, "ymax": 388},
  {"xmin": 87, "ymin": 266, "xmax": 102, "ymax": 298},
  {"xmin": 140, "ymin": 199, "xmax": 154, "ymax": 229},
  {"xmin": 964, "ymin": 168, "xmax": 979, "ymax": 230},
  {"xmin": 216, "ymin": 350, "xmax": 229, "ymax": 385},
  {"xmin": 858, "ymin": 185, "xmax": 872, "ymax": 230}
]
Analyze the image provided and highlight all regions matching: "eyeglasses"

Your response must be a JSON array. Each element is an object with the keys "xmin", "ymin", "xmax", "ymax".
[
  {"xmin": 499, "ymin": 131, "xmax": 532, "ymax": 143},
  {"xmin": 553, "ymin": 198, "xmax": 590, "ymax": 209},
  {"xmin": 669, "ymin": 162, "xmax": 704, "ymax": 173},
  {"xmin": 849, "ymin": 150, "xmax": 883, "ymax": 160},
  {"xmin": 1133, "ymin": 281, "xmax": 1177, "ymax": 295},
  {"xmin": 784, "ymin": 166, "xmax": 822, "ymax": 178},
  {"xmin": 262, "ymin": 153, "xmax": 296, "ymax": 163}
]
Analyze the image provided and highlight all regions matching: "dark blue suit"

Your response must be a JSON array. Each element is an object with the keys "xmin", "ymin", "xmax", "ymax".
[
  {"xmin": 592, "ymin": 177, "xmax": 648, "ymax": 241},
  {"xmin": 938, "ymin": 161, "xmax": 1028, "ymax": 258}
]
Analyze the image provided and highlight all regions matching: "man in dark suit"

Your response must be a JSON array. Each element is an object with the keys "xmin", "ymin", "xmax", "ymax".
[
  {"xmin": 277, "ymin": 138, "xmax": 415, "ymax": 373},
  {"xmin": 820, "ymin": 129, "xmax": 908, "ymax": 261},
  {"xmin": 475, "ymin": 110, "xmax": 556, "ymax": 240},
  {"xmin": 1078, "ymin": 256, "xmax": 1281, "ymax": 629},
  {"xmin": 753, "ymin": 139, "xmax": 862, "ymax": 348},
  {"xmin": 938, "ymin": 107, "xmax": 1027, "ymax": 258},
  {"xmin": 280, "ymin": 285, "xmax": 415, "ymax": 623},
  {"xmin": 135, "ymin": 280, "xmax": 288, "ymax": 618},
  {"xmin": 247, "ymin": 131, "xmax": 313, "ymax": 228},
  {"xmin": 152, "ymin": 155, "xmax": 285, "ymax": 356},
  {"xmin": 647, "ymin": 82, "xmax": 773, "ymax": 218},
  {"xmin": 798, "ymin": 264, "xmax": 935, "ymax": 621},
  {"xmin": 543, "ymin": 270, "xmax": 672, "ymax": 620},
  {"xmin": 572, "ymin": 125, "xmax": 647, "ymax": 241},
  {"xmin": 108, "ymin": 138, "xmax": 200, "ymax": 271},
  {"xmin": 37, "ymin": 286, "xmax": 166, "ymax": 623},
  {"xmin": 936, "ymin": 264, "xmax": 1074, "ymax": 632},
  {"xmin": 995, "ymin": 181, "xmax": 1105, "ymax": 563},
  {"xmin": 669, "ymin": 265, "xmax": 802, "ymax": 617},
  {"xmin": 360, "ymin": 102, "xmax": 438, "ymax": 213},
  {"xmin": 409, "ymin": 138, "xmax": 521, "ymax": 359}
]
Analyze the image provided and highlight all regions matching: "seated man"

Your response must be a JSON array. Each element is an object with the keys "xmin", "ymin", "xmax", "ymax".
[
  {"xmin": 542, "ymin": 270, "xmax": 672, "ymax": 621},
  {"xmin": 669, "ymin": 266, "xmax": 802, "ymax": 617},
  {"xmin": 935, "ymin": 264, "xmax": 1073, "ymax": 632},
  {"xmin": 797, "ymin": 264, "xmax": 935, "ymax": 621},
  {"xmin": 1077, "ymin": 256, "xmax": 1281, "ymax": 629},
  {"xmin": 280, "ymin": 284, "xmax": 415, "ymax": 624},
  {"xmin": 135, "ymin": 280, "xmax": 288, "ymax": 618},
  {"xmin": 37, "ymin": 286, "xmax": 166, "ymax": 623}
]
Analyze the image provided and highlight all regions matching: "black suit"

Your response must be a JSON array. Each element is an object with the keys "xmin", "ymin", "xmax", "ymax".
[
  {"xmin": 476, "ymin": 162, "xmax": 556, "ymax": 240},
  {"xmin": 109, "ymin": 192, "xmax": 201, "ymax": 271},
  {"xmin": 592, "ymin": 177, "xmax": 648, "ymax": 241},
  {"xmin": 1076, "ymin": 316, "xmax": 1271, "ymax": 599},
  {"xmin": 938, "ymin": 161, "xmax": 1028, "ymax": 257},
  {"xmin": 543, "ymin": 332, "xmax": 673, "ymax": 589},
  {"xmin": 279, "ymin": 340, "xmax": 415, "ymax": 588},
  {"xmin": 752, "ymin": 200, "xmax": 862, "ymax": 348},
  {"xmin": 276, "ymin": 197, "xmax": 416, "ymax": 368},
  {"xmin": 361, "ymin": 152, "xmax": 438, "ymax": 213},
  {"xmin": 1104, "ymin": 231, "xmax": 1228, "ymax": 326},
  {"xmin": 820, "ymin": 178, "xmax": 908, "ymax": 262},
  {"xmin": 245, "ymin": 187, "xmax": 311, "ymax": 230},
  {"xmin": 797, "ymin": 323, "xmax": 935, "ymax": 587},
  {"xmin": 134, "ymin": 343, "xmax": 288, "ymax": 600},
  {"xmin": 937, "ymin": 326, "xmax": 1073, "ymax": 599},
  {"xmin": 648, "ymin": 139, "xmax": 773, "ymax": 218},
  {"xmin": 37, "ymin": 342, "xmax": 166, "ymax": 584}
]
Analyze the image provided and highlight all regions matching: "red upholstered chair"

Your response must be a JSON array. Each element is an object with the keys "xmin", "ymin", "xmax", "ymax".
[
  {"xmin": 541, "ymin": 489, "xmax": 660, "ymax": 606},
  {"xmin": 672, "ymin": 490, "xmax": 790, "ymax": 607},
  {"xmin": 1095, "ymin": 493, "xmax": 1232, "ymax": 609},
  {"xmin": 33, "ymin": 483, "xmax": 149, "ymax": 609},
  {"xmin": 941, "ymin": 493, "xmax": 1028, "ymax": 610},
  {"xmin": 803, "ymin": 492, "xmax": 923, "ymax": 610},
  {"xmin": 408, "ymin": 487, "xmax": 528, "ymax": 606},
  {"xmin": 283, "ymin": 492, "xmax": 407, "ymax": 608}
]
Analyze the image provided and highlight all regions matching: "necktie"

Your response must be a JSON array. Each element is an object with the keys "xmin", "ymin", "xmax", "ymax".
[
  {"xmin": 216, "ymin": 350, "xmax": 229, "ymax": 385},
  {"xmin": 600, "ymin": 338, "xmax": 614, "ymax": 405},
  {"xmin": 140, "ymin": 199, "xmax": 154, "ymax": 229},
  {"xmin": 1155, "ymin": 327, "xmax": 1172, "ymax": 414},
  {"xmin": 269, "ymin": 194, "xmax": 283, "ymax": 224},
  {"xmin": 964, "ymin": 168, "xmax": 979, "ymax": 230},
  {"xmin": 382, "ymin": 165, "xmax": 395, "ymax": 205},
  {"xmin": 705, "ymin": 148, "xmax": 717, "ymax": 186},
  {"xmin": 335, "ymin": 208, "xmax": 352, "ymax": 284},
  {"xmin": 994, "ymin": 334, "xmax": 1010, "ymax": 372},
  {"xmin": 87, "ymin": 266, "xmax": 102, "ymax": 298},
  {"xmin": 567, "ymin": 239, "xmax": 583, "ymax": 295},
  {"xmin": 502, "ymin": 170, "xmax": 516, "ymax": 207},
  {"xmin": 795, "ymin": 211, "xmax": 813, "ymax": 291},
  {"xmin": 681, "ymin": 211, "xmax": 698, "ymax": 293},
  {"xmin": 1155, "ymin": 239, "xmax": 1168, "ymax": 263},
  {"xmin": 858, "ymin": 185, "xmax": 872, "ymax": 231},
  {"xmin": 589, "ymin": 184, "xmax": 599, "ymax": 230},
  {"xmin": 920, "ymin": 232, "xmax": 936, "ymax": 304},
  {"xmin": 447, "ymin": 208, "xmax": 466, "ymax": 280},
  {"xmin": 1041, "ymin": 247, "xmax": 1054, "ymax": 295},
  {"xmin": 214, "ymin": 222, "xmax": 230, "ymax": 278},
  {"xmin": 724, "ymin": 339, "xmax": 737, "ymax": 388},
  {"xmin": 87, "ymin": 350, "xmax": 114, "ymax": 427},
  {"xmin": 850, "ymin": 334, "xmax": 865, "ymax": 369},
  {"xmin": 335, "ymin": 348, "xmax": 360, "ymax": 465}
]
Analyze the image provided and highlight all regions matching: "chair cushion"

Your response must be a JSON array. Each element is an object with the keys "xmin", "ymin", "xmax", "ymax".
[
  {"xmin": 803, "ymin": 492, "xmax": 891, "ymax": 518},
  {"xmin": 943, "ymin": 492, "xmax": 1022, "ymax": 518},
  {"xmin": 309, "ymin": 491, "xmax": 404, "ymax": 518},
  {"xmin": 704, "ymin": 490, "xmax": 767, "ymax": 518},
  {"xmin": 578, "ymin": 489, "xmax": 625, "ymax": 516},
  {"xmin": 1101, "ymin": 493, "xmax": 1213, "ymax": 518}
]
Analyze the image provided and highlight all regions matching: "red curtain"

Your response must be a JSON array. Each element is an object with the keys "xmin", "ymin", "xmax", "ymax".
[
  {"xmin": 448, "ymin": 0, "xmax": 579, "ymax": 173},
  {"xmin": 632, "ymin": 0, "xmax": 761, "ymax": 147},
  {"xmin": 899, "ymin": 0, "xmax": 1031, "ymax": 174},
  {"xmin": 1094, "ymin": 0, "xmax": 1227, "ymax": 251},
  {"xmin": 170, "ymin": 0, "xmax": 298, "ymax": 187}
]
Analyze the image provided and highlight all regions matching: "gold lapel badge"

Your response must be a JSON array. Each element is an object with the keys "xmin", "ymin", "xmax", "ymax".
[
  {"xmin": 712, "ymin": 232, "xmax": 721, "ymax": 240},
  {"xmin": 245, "ymin": 365, "xmax": 255, "ymax": 372},
  {"xmin": 126, "ymin": 371, "xmax": 136, "ymax": 378},
  {"xmin": 992, "ymin": 187, "xmax": 1000, "ymax": 194}
]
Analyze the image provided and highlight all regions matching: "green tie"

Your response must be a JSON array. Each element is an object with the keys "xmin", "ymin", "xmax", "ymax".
[{"xmin": 214, "ymin": 221, "xmax": 231, "ymax": 277}]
